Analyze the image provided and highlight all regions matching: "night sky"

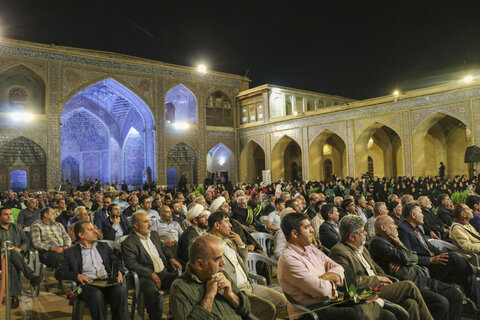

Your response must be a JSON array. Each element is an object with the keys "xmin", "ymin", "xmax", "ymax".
[{"xmin": 1, "ymin": 0, "xmax": 480, "ymax": 99}]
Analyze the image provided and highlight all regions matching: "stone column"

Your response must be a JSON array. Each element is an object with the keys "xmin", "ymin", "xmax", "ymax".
[
  {"xmin": 196, "ymin": 84, "xmax": 207, "ymax": 184},
  {"xmin": 47, "ymin": 62, "xmax": 61, "ymax": 190},
  {"xmin": 402, "ymin": 111, "xmax": 412, "ymax": 176},
  {"xmin": 302, "ymin": 127, "xmax": 309, "ymax": 180},
  {"xmin": 346, "ymin": 120, "xmax": 355, "ymax": 177},
  {"xmin": 156, "ymin": 78, "xmax": 166, "ymax": 185}
]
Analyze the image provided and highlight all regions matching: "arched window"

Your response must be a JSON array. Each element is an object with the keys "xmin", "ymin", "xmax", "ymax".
[
  {"xmin": 206, "ymin": 91, "xmax": 232, "ymax": 127},
  {"xmin": 8, "ymin": 87, "xmax": 28, "ymax": 110},
  {"xmin": 165, "ymin": 102, "xmax": 176, "ymax": 123}
]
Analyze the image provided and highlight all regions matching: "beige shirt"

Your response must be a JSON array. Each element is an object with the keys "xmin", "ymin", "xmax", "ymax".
[{"xmin": 135, "ymin": 232, "xmax": 165, "ymax": 273}]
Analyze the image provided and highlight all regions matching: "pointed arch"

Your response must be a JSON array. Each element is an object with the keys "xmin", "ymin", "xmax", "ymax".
[
  {"xmin": 309, "ymin": 129, "xmax": 347, "ymax": 180},
  {"xmin": 240, "ymin": 140, "xmax": 265, "ymax": 182},
  {"xmin": 271, "ymin": 136, "xmax": 302, "ymax": 181},
  {"xmin": 167, "ymin": 142, "xmax": 198, "ymax": 186},
  {"xmin": 0, "ymin": 136, "xmax": 47, "ymax": 191},
  {"xmin": 207, "ymin": 143, "xmax": 235, "ymax": 182},
  {"xmin": 0, "ymin": 64, "xmax": 46, "ymax": 114},
  {"xmin": 61, "ymin": 78, "xmax": 155, "ymax": 184},
  {"xmin": 412, "ymin": 112, "xmax": 472, "ymax": 177},
  {"xmin": 165, "ymin": 84, "xmax": 197, "ymax": 124},
  {"xmin": 206, "ymin": 90, "xmax": 233, "ymax": 127},
  {"xmin": 354, "ymin": 122, "xmax": 403, "ymax": 178}
]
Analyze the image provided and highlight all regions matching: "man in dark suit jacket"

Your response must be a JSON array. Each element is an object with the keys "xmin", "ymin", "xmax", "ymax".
[
  {"xmin": 436, "ymin": 194, "xmax": 454, "ymax": 227},
  {"xmin": 371, "ymin": 215, "xmax": 462, "ymax": 320},
  {"xmin": 55, "ymin": 221, "xmax": 127, "ymax": 320},
  {"xmin": 93, "ymin": 196, "xmax": 112, "ymax": 229},
  {"xmin": 329, "ymin": 215, "xmax": 433, "ymax": 320},
  {"xmin": 122, "ymin": 195, "xmax": 139, "ymax": 218},
  {"xmin": 101, "ymin": 204, "xmax": 131, "ymax": 241},
  {"xmin": 398, "ymin": 202, "xmax": 480, "ymax": 309},
  {"xmin": 319, "ymin": 203, "xmax": 341, "ymax": 249},
  {"xmin": 121, "ymin": 212, "xmax": 182, "ymax": 320}
]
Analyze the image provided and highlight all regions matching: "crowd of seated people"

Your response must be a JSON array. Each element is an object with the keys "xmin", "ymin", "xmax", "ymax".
[{"xmin": 1, "ymin": 173, "xmax": 480, "ymax": 318}]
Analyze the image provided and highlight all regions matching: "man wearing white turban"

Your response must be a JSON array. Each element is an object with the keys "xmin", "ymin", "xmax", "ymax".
[
  {"xmin": 209, "ymin": 196, "xmax": 231, "ymax": 214},
  {"xmin": 177, "ymin": 204, "xmax": 208, "ymax": 267}
]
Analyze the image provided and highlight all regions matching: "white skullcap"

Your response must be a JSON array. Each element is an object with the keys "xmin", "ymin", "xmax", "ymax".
[
  {"xmin": 210, "ymin": 196, "xmax": 226, "ymax": 213},
  {"xmin": 186, "ymin": 204, "xmax": 204, "ymax": 221}
]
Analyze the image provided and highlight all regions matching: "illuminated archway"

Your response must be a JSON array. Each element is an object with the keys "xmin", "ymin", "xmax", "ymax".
[
  {"xmin": 165, "ymin": 84, "xmax": 197, "ymax": 124},
  {"xmin": 207, "ymin": 143, "xmax": 235, "ymax": 183},
  {"xmin": 413, "ymin": 113, "xmax": 471, "ymax": 177},
  {"xmin": 355, "ymin": 123, "xmax": 403, "ymax": 178},
  {"xmin": 239, "ymin": 140, "xmax": 265, "ymax": 182},
  {"xmin": 61, "ymin": 78, "xmax": 155, "ymax": 188},
  {"xmin": 271, "ymin": 136, "xmax": 302, "ymax": 181},
  {"xmin": 309, "ymin": 130, "xmax": 346, "ymax": 180}
]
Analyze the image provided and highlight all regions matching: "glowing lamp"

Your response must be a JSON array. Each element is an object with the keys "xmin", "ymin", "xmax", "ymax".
[
  {"xmin": 464, "ymin": 75, "xmax": 473, "ymax": 83},
  {"xmin": 173, "ymin": 122, "xmax": 189, "ymax": 130},
  {"xmin": 197, "ymin": 65, "xmax": 207, "ymax": 74}
]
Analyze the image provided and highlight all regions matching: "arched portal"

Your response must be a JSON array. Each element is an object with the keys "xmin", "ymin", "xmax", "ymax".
[
  {"xmin": 271, "ymin": 136, "xmax": 302, "ymax": 181},
  {"xmin": 165, "ymin": 84, "xmax": 197, "ymax": 124},
  {"xmin": 207, "ymin": 143, "xmax": 235, "ymax": 183},
  {"xmin": 239, "ymin": 141, "xmax": 265, "ymax": 182},
  {"xmin": 413, "ymin": 113, "xmax": 471, "ymax": 177},
  {"xmin": 0, "ymin": 64, "xmax": 46, "ymax": 114},
  {"xmin": 309, "ymin": 130, "xmax": 346, "ymax": 180},
  {"xmin": 167, "ymin": 143, "xmax": 197, "ymax": 187},
  {"xmin": 355, "ymin": 123, "xmax": 403, "ymax": 178},
  {"xmin": 61, "ymin": 79, "xmax": 155, "ymax": 188},
  {"xmin": 0, "ymin": 136, "xmax": 46, "ymax": 191}
]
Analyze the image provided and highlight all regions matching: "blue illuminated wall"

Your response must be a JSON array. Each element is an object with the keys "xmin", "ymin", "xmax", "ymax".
[
  {"xmin": 165, "ymin": 84, "xmax": 197, "ymax": 124},
  {"xmin": 60, "ymin": 79, "xmax": 155, "ymax": 188},
  {"xmin": 10, "ymin": 170, "xmax": 27, "ymax": 193}
]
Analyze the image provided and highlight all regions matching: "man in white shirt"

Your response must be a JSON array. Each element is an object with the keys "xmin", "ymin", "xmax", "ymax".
[
  {"xmin": 266, "ymin": 199, "xmax": 284, "ymax": 233},
  {"xmin": 207, "ymin": 211, "xmax": 287, "ymax": 320}
]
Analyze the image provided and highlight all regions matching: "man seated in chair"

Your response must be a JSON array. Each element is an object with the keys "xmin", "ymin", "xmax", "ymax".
[
  {"xmin": 68, "ymin": 206, "xmax": 103, "ymax": 242},
  {"xmin": 398, "ymin": 202, "xmax": 480, "ymax": 310},
  {"xmin": 55, "ymin": 221, "xmax": 127, "ymax": 320},
  {"xmin": 329, "ymin": 215, "xmax": 433, "ymax": 320},
  {"xmin": 370, "ymin": 215, "xmax": 462, "ymax": 320},
  {"xmin": 121, "ymin": 212, "xmax": 182, "ymax": 320},
  {"xmin": 177, "ymin": 204, "xmax": 208, "ymax": 267},
  {"xmin": 101, "ymin": 203, "xmax": 131, "ymax": 241},
  {"xmin": 170, "ymin": 236, "xmax": 251, "ymax": 319},
  {"xmin": 450, "ymin": 203, "xmax": 480, "ymax": 253},
  {"xmin": 31, "ymin": 207, "xmax": 72, "ymax": 268},
  {"xmin": 0, "ymin": 206, "xmax": 41, "ymax": 308},
  {"xmin": 277, "ymin": 212, "xmax": 392, "ymax": 320},
  {"xmin": 206, "ymin": 211, "xmax": 287, "ymax": 320}
]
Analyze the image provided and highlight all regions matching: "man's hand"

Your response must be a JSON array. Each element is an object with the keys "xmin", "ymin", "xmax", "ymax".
[
  {"xmin": 117, "ymin": 271, "xmax": 123, "ymax": 283},
  {"xmin": 429, "ymin": 231, "xmax": 440, "ymax": 240},
  {"xmin": 51, "ymin": 246, "xmax": 64, "ymax": 254},
  {"xmin": 324, "ymin": 261, "xmax": 336, "ymax": 272},
  {"xmin": 388, "ymin": 263, "xmax": 400, "ymax": 274},
  {"xmin": 215, "ymin": 273, "xmax": 240, "ymax": 308},
  {"xmin": 163, "ymin": 241, "xmax": 176, "ymax": 247},
  {"xmin": 228, "ymin": 231, "xmax": 244, "ymax": 247},
  {"xmin": 430, "ymin": 253, "xmax": 449, "ymax": 265},
  {"xmin": 11, "ymin": 246, "xmax": 22, "ymax": 253},
  {"xmin": 77, "ymin": 274, "xmax": 93, "ymax": 285},
  {"xmin": 319, "ymin": 272, "xmax": 341, "ymax": 282},
  {"xmin": 170, "ymin": 259, "xmax": 183, "ymax": 270},
  {"xmin": 388, "ymin": 234, "xmax": 403, "ymax": 246},
  {"xmin": 151, "ymin": 272, "xmax": 161, "ymax": 289},
  {"xmin": 376, "ymin": 276, "xmax": 392, "ymax": 286}
]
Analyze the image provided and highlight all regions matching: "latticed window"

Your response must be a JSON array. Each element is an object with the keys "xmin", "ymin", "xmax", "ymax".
[
  {"xmin": 206, "ymin": 91, "xmax": 232, "ymax": 127},
  {"xmin": 368, "ymin": 156, "xmax": 374, "ymax": 177},
  {"xmin": 8, "ymin": 87, "xmax": 27, "ymax": 110}
]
